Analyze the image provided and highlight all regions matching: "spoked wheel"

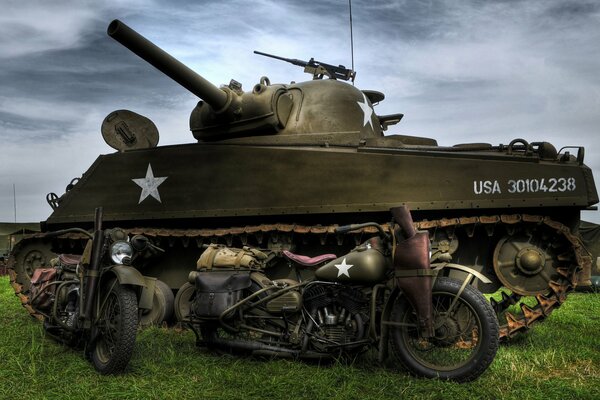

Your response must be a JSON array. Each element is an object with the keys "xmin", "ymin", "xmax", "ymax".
[
  {"xmin": 91, "ymin": 281, "xmax": 139, "ymax": 374},
  {"xmin": 390, "ymin": 277, "xmax": 499, "ymax": 382}
]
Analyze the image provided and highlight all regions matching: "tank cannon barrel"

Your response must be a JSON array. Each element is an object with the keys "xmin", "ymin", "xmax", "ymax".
[{"xmin": 107, "ymin": 19, "xmax": 228, "ymax": 110}]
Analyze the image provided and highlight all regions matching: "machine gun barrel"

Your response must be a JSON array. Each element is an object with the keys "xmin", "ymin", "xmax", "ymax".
[
  {"xmin": 253, "ymin": 51, "xmax": 308, "ymax": 68},
  {"xmin": 107, "ymin": 19, "xmax": 228, "ymax": 110},
  {"xmin": 254, "ymin": 50, "xmax": 355, "ymax": 81}
]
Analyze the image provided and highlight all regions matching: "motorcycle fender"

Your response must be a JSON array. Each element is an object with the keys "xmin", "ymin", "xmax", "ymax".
[
  {"xmin": 432, "ymin": 263, "xmax": 492, "ymax": 285},
  {"xmin": 105, "ymin": 266, "xmax": 154, "ymax": 310},
  {"xmin": 138, "ymin": 277, "xmax": 155, "ymax": 311}
]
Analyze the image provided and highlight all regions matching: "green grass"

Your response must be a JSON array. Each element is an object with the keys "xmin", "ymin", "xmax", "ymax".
[{"xmin": 1, "ymin": 275, "xmax": 599, "ymax": 400}]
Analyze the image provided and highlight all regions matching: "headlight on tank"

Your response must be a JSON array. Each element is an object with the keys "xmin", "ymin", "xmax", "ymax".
[{"xmin": 110, "ymin": 241, "xmax": 133, "ymax": 265}]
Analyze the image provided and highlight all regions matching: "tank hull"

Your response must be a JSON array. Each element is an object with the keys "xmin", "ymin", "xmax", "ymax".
[{"xmin": 45, "ymin": 142, "xmax": 597, "ymax": 228}]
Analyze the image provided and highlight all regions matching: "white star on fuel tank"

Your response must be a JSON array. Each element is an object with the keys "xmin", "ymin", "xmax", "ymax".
[
  {"xmin": 132, "ymin": 163, "xmax": 168, "ymax": 204},
  {"xmin": 335, "ymin": 258, "xmax": 354, "ymax": 278},
  {"xmin": 357, "ymin": 93, "xmax": 374, "ymax": 131}
]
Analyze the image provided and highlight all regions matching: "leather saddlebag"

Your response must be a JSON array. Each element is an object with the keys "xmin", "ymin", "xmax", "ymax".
[{"xmin": 192, "ymin": 271, "xmax": 251, "ymax": 318}]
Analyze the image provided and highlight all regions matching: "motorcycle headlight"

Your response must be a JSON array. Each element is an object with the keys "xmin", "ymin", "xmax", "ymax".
[{"xmin": 110, "ymin": 241, "xmax": 133, "ymax": 265}]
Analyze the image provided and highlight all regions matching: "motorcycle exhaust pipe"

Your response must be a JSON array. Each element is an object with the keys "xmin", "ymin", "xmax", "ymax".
[{"xmin": 209, "ymin": 336, "xmax": 299, "ymax": 356}]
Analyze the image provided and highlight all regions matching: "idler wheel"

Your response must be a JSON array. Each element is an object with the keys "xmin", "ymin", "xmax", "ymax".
[
  {"xmin": 493, "ymin": 234, "xmax": 556, "ymax": 296},
  {"xmin": 515, "ymin": 248, "xmax": 545, "ymax": 275}
]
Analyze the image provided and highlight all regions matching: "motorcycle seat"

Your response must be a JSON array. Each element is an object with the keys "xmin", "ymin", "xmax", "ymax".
[
  {"xmin": 59, "ymin": 254, "xmax": 82, "ymax": 267},
  {"xmin": 282, "ymin": 250, "xmax": 337, "ymax": 267}
]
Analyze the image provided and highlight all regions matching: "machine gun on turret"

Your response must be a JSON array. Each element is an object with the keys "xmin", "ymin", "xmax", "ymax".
[{"xmin": 254, "ymin": 51, "xmax": 356, "ymax": 82}]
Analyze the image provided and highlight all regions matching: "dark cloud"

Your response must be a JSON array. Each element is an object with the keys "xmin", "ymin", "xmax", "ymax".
[
  {"xmin": 2, "ymin": 32, "xmax": 179, "ymax": 99},
  {"xmin": 0, "ymin": 18, "xmax": 194, "ymax": 145},
  {"xmin": 545, "ymin": 1, "xmax": 600, "ymax": 19},
  {"xmin": 0, "ymin": 110, "xmax": 68, "ymax": 137},
  {"xmin": 356, "ymin": 0, "xmax": 458, "ymax": 42}
]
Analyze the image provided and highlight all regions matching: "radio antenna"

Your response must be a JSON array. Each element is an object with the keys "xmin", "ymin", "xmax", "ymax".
[
  {"xmin": 348, "ymin": 0, "xmax": 355, "ymax": 85},
  {"xmin": 13, "ymin": 183, "xmax": 17, "ymax": 223}
]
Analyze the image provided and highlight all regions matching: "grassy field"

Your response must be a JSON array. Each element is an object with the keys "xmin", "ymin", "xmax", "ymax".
[{"xmin": 1, "ymin": 275, "xmax": 598, "ymax": 400}]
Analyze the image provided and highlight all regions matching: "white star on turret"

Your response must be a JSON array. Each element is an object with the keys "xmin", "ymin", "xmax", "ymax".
[
  {"xmin": 132, "ymin": 163, "xmax": 168, "ymax": 204},
  {"xmin": 335, "ymin": 258, "xmax": 354, "ymax": 278},
  {"xmin": 357, "ymin": 93, "xmax": 374, "ymax": 131}
]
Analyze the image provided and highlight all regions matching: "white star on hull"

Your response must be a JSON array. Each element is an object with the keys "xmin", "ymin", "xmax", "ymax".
[{"xmin": 132, "ymin": 163, "xmax": 168, "ymax": 204}]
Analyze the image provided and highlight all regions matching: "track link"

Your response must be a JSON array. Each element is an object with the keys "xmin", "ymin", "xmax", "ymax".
[{"xmin": 8, "ymin": 214, "xmax": 590, "ymax": 339}]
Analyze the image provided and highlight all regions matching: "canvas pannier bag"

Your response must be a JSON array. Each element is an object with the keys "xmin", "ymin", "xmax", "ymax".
[{"xmin": 197, "ymin": 244, "xmax": 266, "ymax": 270}]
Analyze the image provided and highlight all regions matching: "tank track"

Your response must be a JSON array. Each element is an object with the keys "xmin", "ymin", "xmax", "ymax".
[
  {"xmin": 7, "ymin": 213, "xmax": 590, "ymax": 340},
  {"xmin": 415, "ymin": 214, "xmax": 590, "ymax": 339}
]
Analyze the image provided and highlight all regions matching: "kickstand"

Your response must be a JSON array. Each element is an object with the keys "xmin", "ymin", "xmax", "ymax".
[{"xmin": 185, "ymin": 322, "xmax": 205, "ymax": 347}]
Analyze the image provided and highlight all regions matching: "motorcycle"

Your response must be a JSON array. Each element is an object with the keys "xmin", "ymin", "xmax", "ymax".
[
  {"xmin": 27, "ymin": 207, "xmax": 160, "ymax": 374},
  {"xmin": 177, "ymin": 206, "xmax": 500, "ymax": 382}
]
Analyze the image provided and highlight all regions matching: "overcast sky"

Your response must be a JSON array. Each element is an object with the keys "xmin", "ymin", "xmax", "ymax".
[{"xmin": 1, "ymin": 0, "xmax": 599, "ymax": 224}]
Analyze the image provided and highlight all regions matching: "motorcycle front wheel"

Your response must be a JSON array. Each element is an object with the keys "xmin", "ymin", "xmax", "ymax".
[
  {"xmin": 91, "ymin": 281, "xmax": 139, "ymax": 374},
  {"xmin": 390, "ymin": 277, "xmax": 499, "ymax": 382}
]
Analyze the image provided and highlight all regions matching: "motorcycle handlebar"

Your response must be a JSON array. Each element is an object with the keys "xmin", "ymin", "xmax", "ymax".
[
  {"xmin": 335, "ymin": 222, "xmax": 388, "ymax": 239},
  {"xmin": 42, "ymin": 227, "xmax": 93, "ymax": 239},
  {"xmin": 131, "ymin": 235, "xmax": 164, "ymax": 253}
]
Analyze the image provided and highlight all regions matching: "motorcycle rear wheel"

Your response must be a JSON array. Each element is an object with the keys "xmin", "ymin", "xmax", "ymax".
[
  {"xmin": 91, "ymin": 281, "xmax": 139, "ymax": 374},
  {"xmin": 390, "ymin": 277, "xmax": 499, "ymax": 382}
]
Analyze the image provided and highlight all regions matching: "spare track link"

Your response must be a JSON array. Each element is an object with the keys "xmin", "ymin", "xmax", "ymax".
[{"xmin": 8, "ymin": 214, "xmax": 589, "ymax": 339}]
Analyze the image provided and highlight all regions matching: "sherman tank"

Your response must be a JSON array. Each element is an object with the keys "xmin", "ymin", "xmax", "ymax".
[{"xmin": 8, "ymin": 20, "xmax": 598, "ymax": 338}]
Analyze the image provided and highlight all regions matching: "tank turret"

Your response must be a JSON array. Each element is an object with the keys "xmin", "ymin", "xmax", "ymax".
[{"xmin": 108, "ymin": 19, "xmax": 383, "ymax": 142}]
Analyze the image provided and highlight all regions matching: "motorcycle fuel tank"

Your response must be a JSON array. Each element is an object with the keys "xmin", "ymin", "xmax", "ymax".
[{"xmin": 315, "ymin": 243, "xmax": 389, "ymax": 283}]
